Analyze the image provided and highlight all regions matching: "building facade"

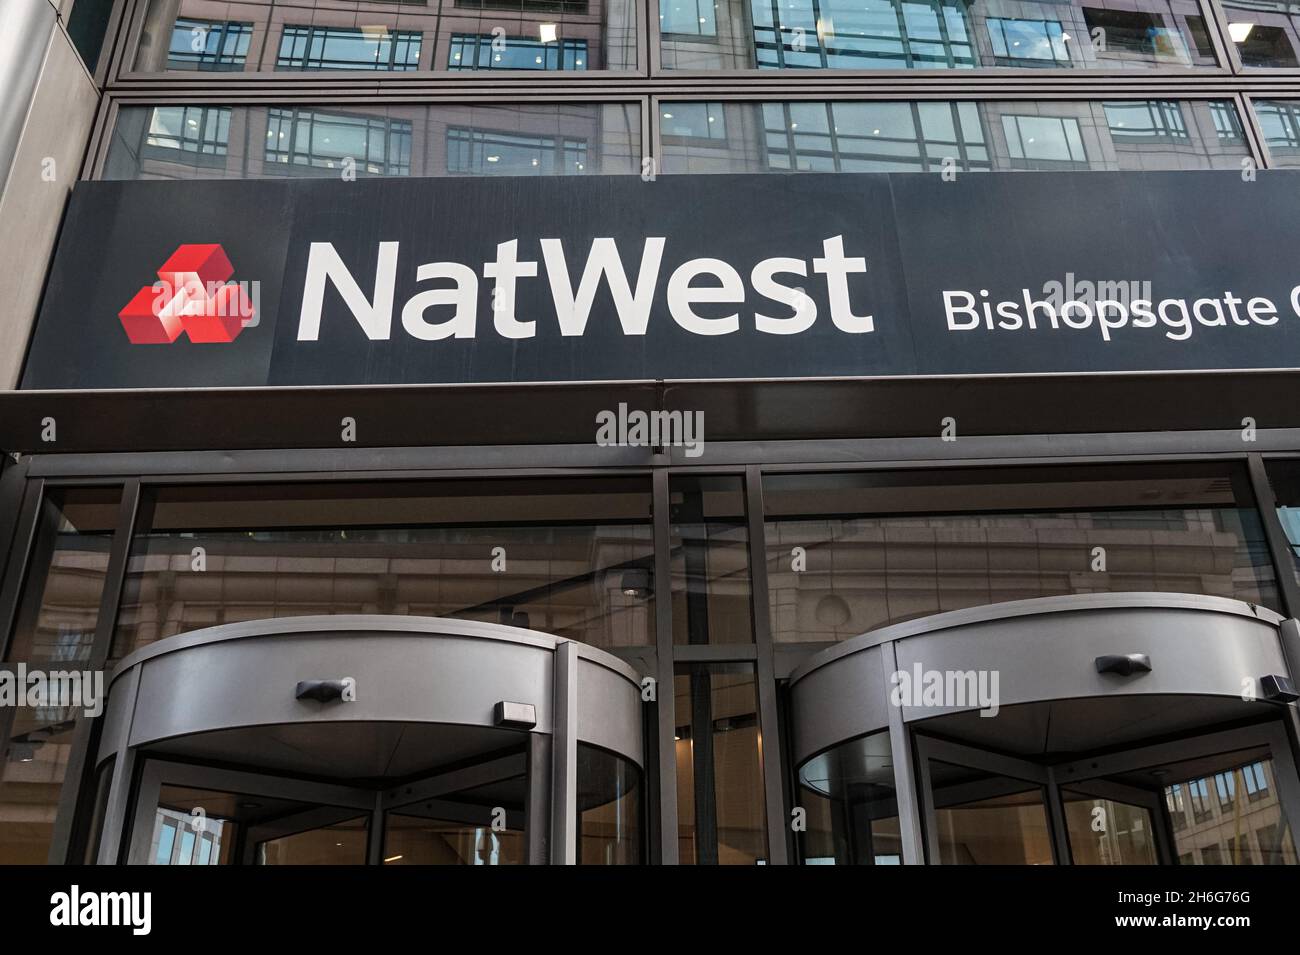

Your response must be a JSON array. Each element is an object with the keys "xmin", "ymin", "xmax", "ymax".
[{"xmin": 1, "ymin": 0, "xmax": 1300, "ymax": 866}]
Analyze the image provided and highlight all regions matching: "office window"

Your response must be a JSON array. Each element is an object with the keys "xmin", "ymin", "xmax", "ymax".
[
  {"xmin": 661, "ymin": 0, "xmax": 717, "ymax": 36},
  {"xmin": 1167, "ymin": 785, "xmax": 1188, "ymax": 830},
  {"xmin": 265, "ymin": 108, "xmax": 413, "ymax": 176},
  {"xmin": 448, "ymin": 34, "xmax": 588, "ymax": 69},
  {"xmin": 1243, "ymin": 762, "xmax": 1269, "ymax": 799},
  {"xmin": 1188, "ymin": 778, "xmax": 1212, "ymax": 822},
  {"xmin": 1254, "ymin": 100, "xmax": 1300, "ymax": 167},
  {"xmin": 987, "ymin": 18, "xmax": 1069, "ymax": 65},
  {"xmin": 1210, "ymin": 100, "xmax": 1245, "ymax": 141},
  {"xmin": 661, "ymin": 0, "xmax": 1218, "ymax": 69},
  {"xmin": 447, "ymin": 128, "xmax": 589, "ymax": 174},
  {"xmin": 130, "ymin": 0, "xmax": 634, "ymax": 71},
  {"xmin": 167, "ymin": 18, "xmax": 253, "ymax": 71},
  {"xmin": 143, "ymin": 106, "xmax": 232, "ymax": 164},
  {"xmin": 1082, "ymin": 8, "xmax": 1186, "ymax": 60},
  {"xmin": 1104, "ymin": 100, "xmax": 1189, "ymax": 141},
  {"xmin": 1003, "ymin": 114, "xmax": 1088, "ymax": 164},
  {"xmin": 752, "ymin": 0, "xmax": 976, "ymax": 70},
  {"xmin": 105, "ymin": 103, "xmax": 641, "ymax": 180},
  {"xmin": 763, "ymin": 464, "xmax": 1279, "ymax": 643},
  {"xmin": 1220, "ymin": 2, "xmax": 1300, "ymax": 68},
  {"xmin": 762, "ymin": 101, "xmax": 990, "ymax": 173},
  {"xmin": 276, "ymin": 26, "xmax": 422, "ymax": 71},
  {"xmin": 110, "ymin": 479, "xmax": 655, "ymax": 661},
  {"xmin": 661, "ymin": 103, "xmax": 728, "ymax": 141},
  {"xmin": 1214, "ymin": 771, "xmax": 1236, "ymax": 808}
]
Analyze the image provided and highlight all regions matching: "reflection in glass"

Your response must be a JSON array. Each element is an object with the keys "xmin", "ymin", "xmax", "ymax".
[
  {"xmin": 798, "ymin": 730, "xmax": 901, "ymax": 864},
  {"xmin": 661, "ymin": 99, "xmax": 1249, "ymax": 173},
  {"xmin": 132, "ymin": 0, "xmax": 635, "ymax": 73},
  {"xmin": 1063, "ymin": 790, "xmax": 1158, "ymax": 864},
  {"xmin": 929, "ymin": 761, "xmax": 1054, "ymax": 864},
  {"xmin": 763, "ymin": 464, "xmax": 1278, "ymax": 642},
  {"xmin": 1254, "ymin": 100, "xmax": 1300, "ymax": 168},
  {"xmin": 105, "ymin": 103, "xmax": 641, "ymax": 180},
  {"xmin": 1162, "ymin": 756, "xmax": 1297, "ymax": 865},
  {"xmin": 384, "ymin": 775, "xmax": 527, "ymax": 865},
  {"xmin": 1220, "ymin": 1, "xmax": 1300, "ymax": 67},
  {"xmin": 670, "ymin": 475, "xmax": 753, "ymax": 645},
  {"xmin": 675, "ymin": 663, "xmax": 767, "ymax": 863},
  {"xmin": 110, "ymin": 479, "xmax": 655, "ymax": 661},
  {"xmin": 578, "ymin": 744, "xmax": 643, "ymax": 864},
  {"xmin": 148, "ymin": 784, "xmax": 366, "ymax": 865},
  {"xmin": 660, "ymin": 0, "xmax": 1216, "ymax": 70}
]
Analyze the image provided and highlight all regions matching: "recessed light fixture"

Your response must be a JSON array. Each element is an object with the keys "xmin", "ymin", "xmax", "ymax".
[
  {"xmin": 384, "ymin": 854, "xmax": 404, "ymax": 862},
  {"xmin": 539, "ymin": 23, "xmax": 558, "ymax": 43},
  {"xmin": 1228, "ymin": 22, "xmax": 1255, "ymax": 43},
  {"xmin": 663, "ymin": 112, "xmax": 673, "ymax": 119},
  {"xmin": 487, "ymin": 155, "xmax": 500, "ymax": 163}
]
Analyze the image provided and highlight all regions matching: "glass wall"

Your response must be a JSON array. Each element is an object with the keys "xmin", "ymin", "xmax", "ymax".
[
  {"xmin": 0, "ymin": 488, "xmax": 119, "ymax": 865},
  {"xmin": 797, "ymin": 729, "xmax": 901, "ymax": 864},
  {"xmin": 103, "ymin": 103, "xmax": 642, "ymax": 180},
  {"xmin": 764, "ymin": 463, "xmax": 1278, "ymax": 642},
  {"xmin": 1255, "ymin": 99, "xmax": 1300, "ymax": 166},
  {"xmin": 110, "ymin": 478, "xmax": 655, "ymax": 661},
  {"xmin": 577, "ymin": 743, "xmax": 644, "ymax": 863},
  {"xmin": 674, "ymin": 662, "xmax": 767, "ymax": 862},
  {"xmin": 660, "ymin": 0, "xmax": 1219, "ymax": 70},
  {"xmin": 661, "ymin": 98, "xmax": 1251, "ymax": 173},
  {"xmin": 670, "ymin": 475, "xmax": 754, "ymax": 645},
  {"xmin": 129, "ymin": 0, "xmax": 638, "ymax": 73}
]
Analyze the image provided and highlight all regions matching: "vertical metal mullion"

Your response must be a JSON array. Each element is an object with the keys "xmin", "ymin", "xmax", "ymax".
[
  {"xmin": 550, "ymin": 640, "xmax": 578, "ymax": 864},
  {"xmin": 366, "ymin": 792, "xmax": 384, "ymax": 866},
  {"xmin": 883, "ymin": 641, "xmax": 926, "ymax": 864},
  {"xmin": 1044, "ymin": 765, "xmax": 1072, "ymax": 865},
  {"xmin": 47, "ymin": 478, "xmax": 140, "ymax": 864},
  {"xmin": 651, "ymin": 467, "xmax": 679, "ymax": 863},
  {"xmin": 1237, "ymin": 92, "xmax": 1274, "ymax": 169},
  {"xmin": 0, "ymin": 476, "xmax": 45, "ymax": 658},
  {"xmin": 525, "ymin": 731, "xmax": 552, "ymax": 864},
  {"xmin": 745, "ymin": 465, "xmax": 788, "ymax": 864}
]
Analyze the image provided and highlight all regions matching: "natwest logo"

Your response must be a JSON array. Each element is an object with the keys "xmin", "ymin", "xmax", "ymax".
[{"xmin": 118, "ymin": 244, "xmax": 257, "ymax": 344}]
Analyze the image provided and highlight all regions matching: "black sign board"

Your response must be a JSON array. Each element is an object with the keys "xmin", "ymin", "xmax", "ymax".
[{"xmin": 20, "ymin": 171, "xmax": 1300, "ymax": 391}]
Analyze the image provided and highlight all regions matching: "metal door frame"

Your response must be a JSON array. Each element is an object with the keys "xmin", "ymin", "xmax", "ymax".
[
  {"xmin": 914, "ymin": 735, "xmax": 1059, "ymax": 865},
  {"xmin": 124, "ymin": 759, "xmax": 376, "ymax": 866}
]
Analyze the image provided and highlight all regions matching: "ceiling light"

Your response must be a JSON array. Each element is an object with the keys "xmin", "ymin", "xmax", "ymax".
[
  {"xmin": 1228, "ymin": 22, "xmax": 1255, "ymax": 43},
  {"xmin": 539, "ymin": 23, "xmax": 558, "ymax": 43},
  {"xmin": 384, "ymin": 854, "xmax": 404, "ymax": 863},
  {"xmin": 486, "ymin": 155, "xmax": 500, "ymax": 162},
  {"xmin": 663, "ymin": 112, "xmax": 673, "ymax": 119}
]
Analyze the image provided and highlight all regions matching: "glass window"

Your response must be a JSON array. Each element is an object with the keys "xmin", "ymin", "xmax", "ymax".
[
  {"xmin": 928, "ymin": 761, "xmax": 1054, "ymax": 864},
  {"xmin": 104, "ymin": 103, "xmax": 641, "ymax": 180},
  {"xmin": 276, "ymin": 26, "xmax": 423, "ymax": 71},
  {"xmin": 383, "ymin": 770, "xmax": 527, "ymax": 865},
  {"xmin": 763, "ymin": 464, "xmax": 1278, "ymax": 643},
  {"xmin": 167, "ymin": 19, "xmax": 253, "ymax": 71},
  {"xmin": 577, "ymin": 744, "xmax": 643, "ymax": 864},
  {"xmin": 798, "ymin": 730, "xmax": 900, "ymax": 864},
  {"xmin": 1063, "ymin": 791, "xmax": 1159, "ymax": 864},
  {"xmin": 110, "ymin": 479, "xmax": 654, "ymax": 662},
  {"xmin": 670, "ymin": 476, "xmax": 753, "ymax": 645},
  {"xmin": 1220, "ymin": 1, "xmax": 1300, "ymax": 67},
  {"xmin": 131, "ymin": 0, "xmax": 635, "ymax": 72},
  {"xmin": 661, "ymin": 99, "xmax": 1250, "ymax": 174},
  {"xmin": 1254, "ymin": 100, "xmax": 1300, "ymax": 167},
  {"xmin": 660, "ymin": 0, "xmax": 1216, "ymax": 70},
  {"xmin": 675, "ymin": 663, "xmax": 767, "ymax": 863},
  {"xmin": 5, "ymin": 487, "xmax": 119, "ymax": 665},
  {"xmin": 447, "ymin": 126, "xmax": 589, "ymax": 174},
  {"xmin": 448, "ymin": 33, "xmax": 589, "ymax": 69}
]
